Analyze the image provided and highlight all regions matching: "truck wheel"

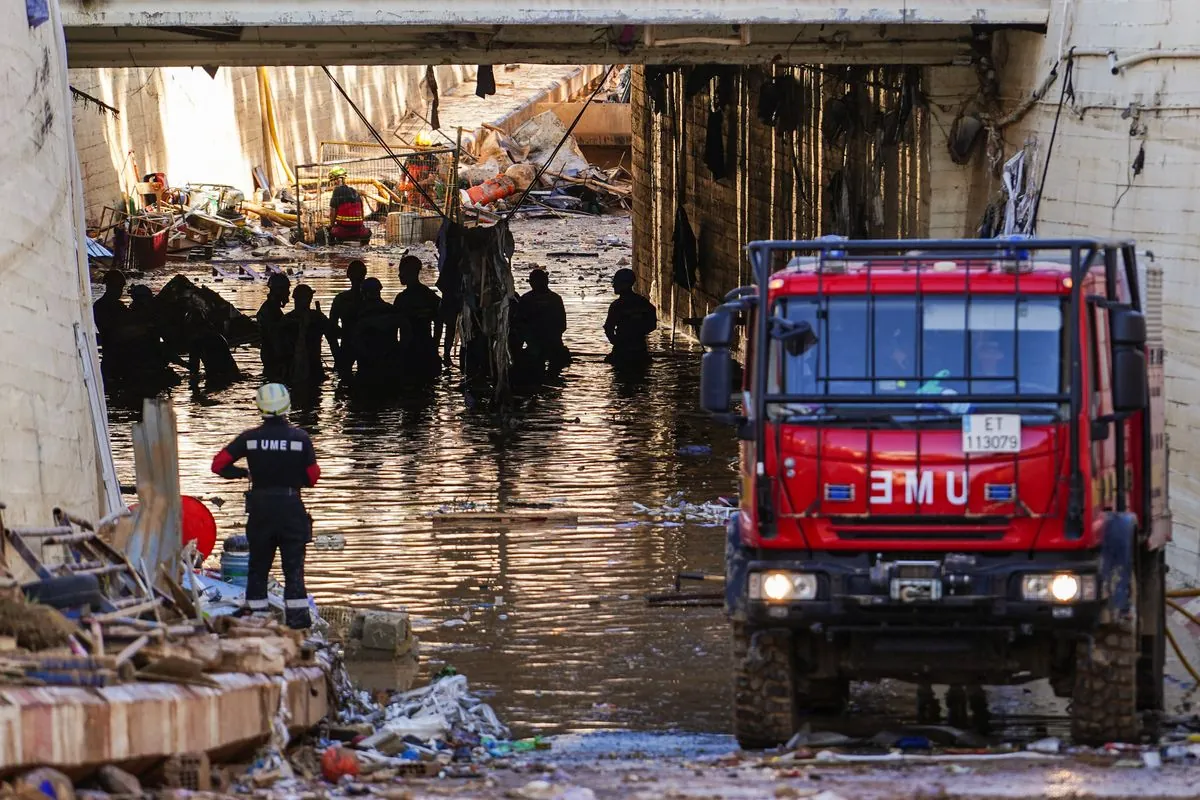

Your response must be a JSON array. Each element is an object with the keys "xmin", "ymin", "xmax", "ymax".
[
  {"xmin": 1071, "ymin": 618, "xmax": 1139, "ymax": 745},
  {"xmin": 732, "ymin": 622, "xmax": 797, "ymax": 749}
]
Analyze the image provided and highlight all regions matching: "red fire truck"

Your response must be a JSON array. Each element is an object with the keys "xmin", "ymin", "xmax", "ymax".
[{"xmin": 698, "ymin": 236, "xmax": 1168, "ymax": 747}]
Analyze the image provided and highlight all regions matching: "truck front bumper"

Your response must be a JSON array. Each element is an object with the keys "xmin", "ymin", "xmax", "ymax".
[{"xmin": 738, "ymin": 550, "xmax": 1105, "ymax": 631}]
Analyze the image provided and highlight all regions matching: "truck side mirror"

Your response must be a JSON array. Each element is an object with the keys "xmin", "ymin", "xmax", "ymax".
[
  {"xmin": 700, "ymin": 306, "xmax": 735, "ymax": 349},
  {"xmin": 700, "ymin": 349, "xmax": 734, "ymax": 415},
  {"xmin": 1111, "ymin": 307, "xmax": 1147, "ymax": 347},
  {"xmin": 1110, "ymin": 308, "xmax": 1148, "ymax": 412}
]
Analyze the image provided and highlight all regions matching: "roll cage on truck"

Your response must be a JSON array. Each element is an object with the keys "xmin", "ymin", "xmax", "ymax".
[{"xmin": 698, "ymin": 236, "xmax": 1169, "ymax": 748}]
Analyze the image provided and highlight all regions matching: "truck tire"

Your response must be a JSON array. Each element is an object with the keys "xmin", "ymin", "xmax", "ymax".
[
  {"xmin": 732, "ymin": 622, "xmax": 797, "ymax": 749},
  {"xmin": 1071, "ymin": 618, "xmax": 1139, "ymax": 745}
]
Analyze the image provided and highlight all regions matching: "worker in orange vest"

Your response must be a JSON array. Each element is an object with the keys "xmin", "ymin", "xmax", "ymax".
[{"xmin": 327, "ymin": 167, "xmax": 371, "ymax": 246}]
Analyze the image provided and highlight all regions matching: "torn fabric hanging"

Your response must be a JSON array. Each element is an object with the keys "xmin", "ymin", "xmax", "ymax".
[
  {"xmin": 476, "ymin": 65, "xmax": 497, "ymax": 98},
  {"xmin": 705, "ymin": 107, "xmax": 727, "ymax": 179},
  {"xmin": 425, "ymin": 66, "xmax": 441, "ymax": 130},
  {"xmin": 758, "ymin": 76, "xmax": 780, "ymax": 127},
  {"xmin": 671, "ymin": 205, "xmax": 699, "ymax": 290},
  {"xmin": 644, "ymin": 67, "xmax": 671, "ymax": 115},
  {"xmin": 439, "ymin": 221, "xmax": 517, "ymax": 404}
]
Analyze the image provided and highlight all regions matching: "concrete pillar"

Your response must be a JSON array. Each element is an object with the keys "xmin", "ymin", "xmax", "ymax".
[{"xmin": 0, "ymin": 1, "xmax": 106, "ymax": 525}]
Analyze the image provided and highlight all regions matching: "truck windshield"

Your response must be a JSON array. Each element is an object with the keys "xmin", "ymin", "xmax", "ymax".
[{"xmin": 768, "ymin": 295, "xmax": 1067, "ymax": 418}]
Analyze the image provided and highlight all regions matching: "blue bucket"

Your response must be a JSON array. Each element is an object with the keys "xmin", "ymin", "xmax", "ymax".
[{"xmin": 220, "ymin": 549, "xmax": 250, "ymax": 587}]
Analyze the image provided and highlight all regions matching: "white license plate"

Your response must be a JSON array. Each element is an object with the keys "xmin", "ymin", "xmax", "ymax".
[{"xmin": 962, "ymin": 414, "xmax": 1021, "ymax": 453}]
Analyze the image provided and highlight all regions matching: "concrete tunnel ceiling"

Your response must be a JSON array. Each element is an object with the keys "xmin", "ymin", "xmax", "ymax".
[{"xmin": 61, "ymin": 0, "xmax": 1050, "ymax": 67}]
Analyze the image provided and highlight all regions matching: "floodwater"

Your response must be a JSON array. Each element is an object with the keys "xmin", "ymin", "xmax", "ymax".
[
  {"xmin": 100, "ymin": 215, "xmax": 1196, "ymax": 747},
  {"xmin": 102, "ymin": 215, "xmax": 738, "ymax": 737}
]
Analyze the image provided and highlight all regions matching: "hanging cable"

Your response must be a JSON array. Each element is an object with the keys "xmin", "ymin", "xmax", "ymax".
[
  {"xmin": 1029, "ymin": 52, "xmax": 1075, "ymax": 233},
  {"xmin": 500, "ymin": 65, "xmax": 615, "ymax": 221},
  {"xmin": 321, "ymin": 66, "xmax": 453, "ymax": 224}
]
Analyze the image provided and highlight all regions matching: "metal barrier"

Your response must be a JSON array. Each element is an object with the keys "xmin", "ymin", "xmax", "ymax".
[{"xmin": 294, "ymin": 142, "xmax": 460, "ymax": 244}]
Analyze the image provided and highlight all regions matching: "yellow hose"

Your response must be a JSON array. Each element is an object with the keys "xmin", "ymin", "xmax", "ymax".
[
  {"xmin": 258, "ymin": 67, "xmax": 296, "ymax": 186},
  {"xmin": 243, "ymin": 202, "xmax": 298, "ymax": 223},
  {"xmin": 1165, "ymin": 594, "xmax": 1200, "ymax": 685}
]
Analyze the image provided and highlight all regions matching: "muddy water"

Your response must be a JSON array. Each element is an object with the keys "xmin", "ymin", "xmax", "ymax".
[
  {"xmin": 102, "ymin": 216, "xmax": 738, "ymax": 737},
  {"xmin": 103, "ymin": 215, "xmax": 1191, "ymax": 744}
]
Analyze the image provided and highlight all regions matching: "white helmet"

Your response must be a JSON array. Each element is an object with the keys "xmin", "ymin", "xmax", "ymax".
[{"xmin": 256, "ymin": 383, "xmax": 291, "ymax": 417}]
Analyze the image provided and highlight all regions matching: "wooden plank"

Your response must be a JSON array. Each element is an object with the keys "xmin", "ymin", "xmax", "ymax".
[{"xmin": 428, "ymin": 511, "xmax": 579, "ymax": 526}]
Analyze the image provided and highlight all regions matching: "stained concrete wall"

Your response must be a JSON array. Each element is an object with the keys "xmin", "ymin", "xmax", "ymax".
[
  {"xmin": 69, "ymin": 64, "xmax": 472, "ymax": 224},
  {"xmin": 631, "ymin": 65, "xmax": 927, "ymax": 333},
  {"xmin": 1, "ymin": 3, "xmax": 103, "ymax": 525},
  {"xmin": 923, "ymin": 0, "xmax": 1200, "ymax": 581}
]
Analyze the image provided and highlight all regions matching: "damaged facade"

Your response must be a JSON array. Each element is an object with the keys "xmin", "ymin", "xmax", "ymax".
[{"xmin": 631, "ymin": 1, "xmax": 1200, "ymax": 583}]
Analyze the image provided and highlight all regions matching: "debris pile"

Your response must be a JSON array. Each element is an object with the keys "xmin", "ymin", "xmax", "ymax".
[
  {"xmin": 228, "ymin": 666, "xmax": 543, "ymax": 795},
  {"xmin": 630, "ymin": 494, "xmax": 738, "ymax": 528},
  {"xmin": 0, "ymin": 507, "xmax": 317, "ymax": 688},
  {"xmin": 89, "ymin": 178, "xmax": 308, "ymax": 272},
  {"xmin": 460, "ymin": 114, "xmax": 631, "ymax": 224}
]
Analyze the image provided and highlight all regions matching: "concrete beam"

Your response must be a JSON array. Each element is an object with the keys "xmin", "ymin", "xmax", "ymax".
[
  {"xmin": 64, "ymin": 23, "xmax": 985, "ymax": 68},
  {"xmin": 60, "ymin": 0, "xmax": 1051, "ymax": 27}
]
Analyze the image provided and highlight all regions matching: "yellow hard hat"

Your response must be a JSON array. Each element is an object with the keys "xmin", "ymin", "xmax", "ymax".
[
  {"xmin": 328, "ymin": 167, "xmax": 348, "ymax": 180},
  {"xmin": 256, "ymin": 383, "xmax": 291, "ymax": 417},
  {"xmin": 414, "ymin": 131, "xmax": 436, "ymax": 148}
]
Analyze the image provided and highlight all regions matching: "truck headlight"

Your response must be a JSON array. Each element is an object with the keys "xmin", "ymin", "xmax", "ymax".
[
  {"xmin": 750, "ymin": 571, "xmax": 818, "ymax": 602},
  {"xmin": 1021, "ymin": 573, "xmax": 1096, "ymax": 603}
]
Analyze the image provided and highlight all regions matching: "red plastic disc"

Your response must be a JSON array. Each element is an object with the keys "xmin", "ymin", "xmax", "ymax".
[{"xmin": 126, "ymin": 495, "xmax": 218, "ymax": 559}]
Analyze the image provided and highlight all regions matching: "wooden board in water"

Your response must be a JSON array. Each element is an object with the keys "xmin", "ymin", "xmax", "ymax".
[{"xmin": 428, "ymin": 511, "xmax": 579, "ymax": 527}]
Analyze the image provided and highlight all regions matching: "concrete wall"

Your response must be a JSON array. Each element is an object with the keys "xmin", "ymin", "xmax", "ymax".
[
  {"xmin": 631, "ymin": 65, "xmax": 926, "ymax": 331},
  {"xmin": 70, "ymin": 64, "xmax": 472, "ymax": 224},
  {"xmin": 1, "ymin": 2, "xmax": 103, "ymax": 525},
  {"xmin": 923, "ymin": 0, "xmax": 1200, "ymax": 581}
]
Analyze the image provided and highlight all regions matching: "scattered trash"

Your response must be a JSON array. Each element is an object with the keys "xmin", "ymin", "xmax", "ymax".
[
  {"xmin": 633, "ymin": 493, "xmax": 737, "ymax": 527},
  {"xmin": 1027, "ymin": 737, "xmax": 1061, "ymax": 755},
  {"xmin": 676, "ymin": 445, "xmax": 713, "ymax": 457}
]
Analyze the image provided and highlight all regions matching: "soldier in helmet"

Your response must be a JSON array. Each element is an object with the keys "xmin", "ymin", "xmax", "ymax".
[
  {"xmin": 603, "ymin": 268, "xmax": 657, "ymax": 365},
  {"xmin": 211, "ymin": 383, "xmax": 320, "ymax": 629}
]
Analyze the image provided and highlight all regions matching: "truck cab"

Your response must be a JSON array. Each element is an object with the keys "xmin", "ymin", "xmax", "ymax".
[{"xmin": 699, "ymin": 236, "xmax": 1167, "ymax": 747}]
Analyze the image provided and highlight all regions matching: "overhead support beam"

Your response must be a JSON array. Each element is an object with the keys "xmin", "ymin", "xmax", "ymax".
[
  {"xmin": 64, "ymin": 23, "xmax": 988, "ymax": 68},
  {"xmin": 60, "ymin": 0, "xmax": 1051, "ymax": 28}
]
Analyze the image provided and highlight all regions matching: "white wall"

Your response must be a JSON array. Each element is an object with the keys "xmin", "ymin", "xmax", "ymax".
[
  {"xmin": 1, "ymin": 2, "xmax": 103, "ymax": 525},
  {"xmin": 926, "ymin": 0, "xmax": 1200, "ymax": 581}
]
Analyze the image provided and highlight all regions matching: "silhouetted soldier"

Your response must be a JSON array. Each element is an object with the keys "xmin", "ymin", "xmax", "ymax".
[
  {"xmin": 256, "ymin": 273, "xmax": 291, "ymax": 383},
  {"xmin": 518, "ymin": 268, "xmax": 570, "ymax": 377},
  {"xmin": 353, "ymin": 277, "xmax": 401, "ymax": 387},
  {"xmin": 603, "ymin": 268, "xmax": 657, "ymax": 365},
  {"xmin": 181, "ymin": 295, "xmax": 240, "ymax": 390},
  {"xmin": 281, "ymin": 284, "xmax": 337, "ymax": 387},
  {"xmin": 329, "ymin": 259, "xmax": 367, "ymax": 378},
  {"xmin": 93, "ymin": 269, "xmax": 129, "ymax": 351},
  {"xmin": 392, "ymin": 255, "xmax": 441, "ymax": 378},
  {"xmin": 211, "ymin": 383, "xmax": 319, "ymax": 629}
]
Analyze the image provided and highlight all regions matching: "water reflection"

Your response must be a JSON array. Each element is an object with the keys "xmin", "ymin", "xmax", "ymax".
[{"xmin": 102, "ymin": 218, "xmax": 737, "ymax": 736}]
